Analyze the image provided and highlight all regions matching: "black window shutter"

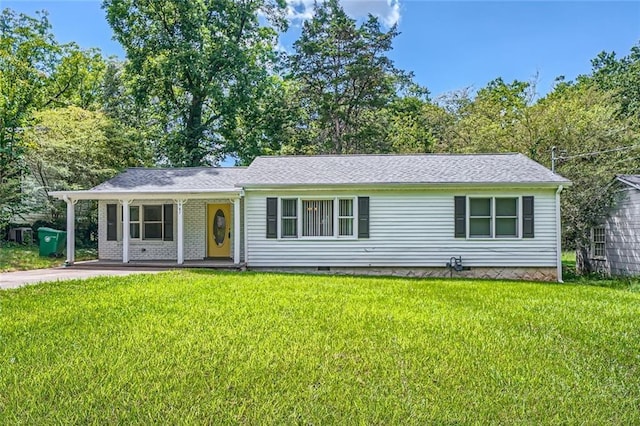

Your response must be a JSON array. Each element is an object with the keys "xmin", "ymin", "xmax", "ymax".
[
  {"xmin": 163, "ymin": 204, "xmax": 174, "ymax": 241},
  {"xmin": 454, "ymin": 196, "xmax": 466, "ymax": 238},
  {"xmin": 358, "ymin": 197, "xmax": 370, "ymax": 238},
  {"xmin": 522, "ymin": 196, "xmax": 535, "ymax": 238},
  {"xmin": 107, "ymin": 204, "xmax": 117, "ymax": 241},
  {"xmin": 266, "ymin": 198, "xmax": 277, "ymax": 239}
]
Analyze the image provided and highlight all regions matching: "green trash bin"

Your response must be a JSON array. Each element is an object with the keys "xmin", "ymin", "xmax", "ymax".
[{"xmin": 37, "ymin": 227, "xmax": 67, "ymax": 258}]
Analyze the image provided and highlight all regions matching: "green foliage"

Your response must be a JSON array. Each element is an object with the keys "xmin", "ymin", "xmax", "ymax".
[
  {"xmin": 0, "ymin": 9, "xmax": 58, "ymax": 228},
  {"xmin": 288, "ymin": 0, "xmax": 422, "ymax": 154},
  {"xmin": 20, "ymin": 106, "xmax": 153, "ymax": 237},
  {"xmin": 0, "ymin": 8, "xmax": 118, "ymax": 230},
  {"xmin": 1, "ymin": 271, "xmax": 639, "ymax": 423},
  {"xmin": 588, "ymin": 42, "xmax": 640, "ymax": 118},
  {"xmin": 0, "ymin": 243, "xmax": 96, "ymax": 272},
  {"xmin": 103, "ymin": 0, "xmax": 287, "ymax": 166},
  {"xmin": 23, "ymin": 106, "xmax": 151, "ymax": 193}
]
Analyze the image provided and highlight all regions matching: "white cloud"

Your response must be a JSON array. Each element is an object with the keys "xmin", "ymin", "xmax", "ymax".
[{"xmin": 285, "ymin": 0, "xmax": 401, "ymax": 27}]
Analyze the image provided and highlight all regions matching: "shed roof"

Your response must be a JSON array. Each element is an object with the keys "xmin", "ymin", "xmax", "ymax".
[
  {"xmin": 617, "ymin": 175, "xmax": 640, "ymax": 190},
  {"xmin": 239, "ymin": 153, "xmax": 569, "ymax": 187}
]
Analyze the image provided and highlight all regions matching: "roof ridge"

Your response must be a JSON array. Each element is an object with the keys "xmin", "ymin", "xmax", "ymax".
[
  {"xmin": 124, "ymin": 166, "xmax": 247, "ymax": 170},
  {"xmin": 253, "ymin": 153, "xmax": 521, "ymax": 160}
]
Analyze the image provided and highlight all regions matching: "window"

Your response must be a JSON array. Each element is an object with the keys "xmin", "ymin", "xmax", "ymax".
[
  {"xmin": 129, "ymin": 206, "xmax": 141, "ymax": 239},
  {"xmin": 119, "ymin": 204, "xmax": 173, "ymax": 241},
  {"xmin": 591, "ymin": 226, "xmax": 606, "ymax": 259},
  {"xmin": 469, "ymin": 198, "xmax": 492, "ymax": 238},
  {"xmin": 143, "ymin": 205, "xmax": 163, "ymax": 240},
  {"xmin": 281, "ymin": 199, "xmax": 297, "ymax": 238},
  {"xmin": 303, "ymin": 199, "xmax": 334, "ymax": 237},
  {"xmin": 268, "ymin": 197, "xmax": 365, "ymax": 239},
  {"xmin": 495, "ymin": 198, "xmax": 518, "ymax": 238},
  {"xmin": 338, "ymin": 199, "xmax": 354, "ymax": 236},
  {"xmin": 468, "ymin": 197, "xmax": 519, "ymax": 239}
]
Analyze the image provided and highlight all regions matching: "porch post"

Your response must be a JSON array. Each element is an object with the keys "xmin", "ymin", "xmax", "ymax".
[
  {"xmin": 176, "ymin": 199, "xmax": 185, "ymax": 265},
  {"xmin": 121, "ymin": 199, "xmax": 132, "ymax": 263},
  {"xmin": 63, "ymin": 196, "xmax": 76, "ymax": 265},
  {"xmin": 233, "ymin": 198, "xmax": 240, "ymax": 264}
]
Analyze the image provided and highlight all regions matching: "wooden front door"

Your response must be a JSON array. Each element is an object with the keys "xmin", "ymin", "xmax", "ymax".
[{"xmin": 207, "ymin": 203, "xmax": 231, "ymax": 258}]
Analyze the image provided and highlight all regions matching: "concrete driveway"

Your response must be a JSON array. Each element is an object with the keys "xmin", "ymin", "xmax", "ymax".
[{"xmin": 0, "ymin": 266, "xmax": 166, "ymax": 290}]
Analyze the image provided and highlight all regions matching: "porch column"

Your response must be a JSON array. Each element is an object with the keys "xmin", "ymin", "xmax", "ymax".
[
  {"xmin": 63, "ymin": 196, "xmax": 77, "ymax": 265},
  {"xmin": 233, "ymin": 198, "xmax": 241, "ymax": 264},
  {"xmin": 176, "ymin": 199, "xmax": 186, "ymax": 265},
  {"xmin": 121, "ymin": 199, "xmax": 132, "ymax": 263}
]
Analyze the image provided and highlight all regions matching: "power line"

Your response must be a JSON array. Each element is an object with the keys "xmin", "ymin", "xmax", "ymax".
[{"xmin": 551, "ymin": 143, "xmax": 640, "ymax": 172}]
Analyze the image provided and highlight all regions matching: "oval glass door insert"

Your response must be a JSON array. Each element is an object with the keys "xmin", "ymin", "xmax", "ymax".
[{"xmin": 213, "ymin": 209, "xmax": 226, "ymax": 246}]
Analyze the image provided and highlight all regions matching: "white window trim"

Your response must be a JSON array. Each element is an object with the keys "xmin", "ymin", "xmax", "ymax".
[
  {"xmin": 590, "ymin": 226, "xmax": 606, "ymax": 260},
  {"xmin": 129, "ymin": 205, "xmax": 141, "ymax": 241},
  {"xmin": 277, "ymin": 196, "xmax": 358, "ymax": 240},
  {"xmin": 466, "ymin": 196, "xmax": 522, "ymax": 240},
  {"xmin": 280, "ymin": 198, "xmax": 298, "ymax": 239},
  {"xmin": 142, "ymin": 205, "xmax": 164, "ymax": 241},
  {"xmin": 337, "ymin": 198, "xmax": 355, "ymax": 238},
  {"xmin": 118, "ymin": 203, "xmax": 175, "ymax": 242}
]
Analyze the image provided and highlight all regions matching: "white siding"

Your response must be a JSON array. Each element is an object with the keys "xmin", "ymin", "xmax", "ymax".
[
  {"xmin": 98, "ymin": 199, "xmax": 243, "ymax": 261},
  {"xmin": 245, "ymin": 188, "xmax": 559, "ymax": 268},
  {"xmin": 605, "ymin": 187, "xmax": 640, "ymax": 276}
]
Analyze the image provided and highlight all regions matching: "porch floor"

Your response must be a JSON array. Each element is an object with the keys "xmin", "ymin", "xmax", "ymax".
[{"xmin": 69, "ymin": 259, "xmax": 244, "ymax": 270}]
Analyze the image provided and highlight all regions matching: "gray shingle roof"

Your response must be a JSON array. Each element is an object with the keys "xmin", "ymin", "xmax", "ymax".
[
  {"xmin": 90, "ymin": 167, "xmax": 245, "ymax": 192},
  {"xmin": 239, "ymin": 153, "xmax": 569, "ymax": 186},
  {"xmin": 86, "ymin": 154, "xmax": 568, "ymax": 193},
  {"xmin": 617, "ymin": 175, "xmax": 640, "ymax": 190}
]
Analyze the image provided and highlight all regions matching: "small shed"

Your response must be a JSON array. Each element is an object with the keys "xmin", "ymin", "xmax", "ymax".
[{"xmin": 590, "ymin": 175, "xmax": 640, "ymax": 276}]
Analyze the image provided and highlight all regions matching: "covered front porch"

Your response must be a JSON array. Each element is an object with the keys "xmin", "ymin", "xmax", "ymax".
[{"xmin": 50, "ymin": 190, "xmax": 245, "ymax": 267}]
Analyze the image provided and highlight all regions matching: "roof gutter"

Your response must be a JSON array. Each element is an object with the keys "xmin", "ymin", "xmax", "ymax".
[
  {"xmin": 238, "ymin": 181, "xmax": 572, "ymax": 191},
  {"xmin": 555, "ymin": 184, "xmax": 564, "ymax": 283}
]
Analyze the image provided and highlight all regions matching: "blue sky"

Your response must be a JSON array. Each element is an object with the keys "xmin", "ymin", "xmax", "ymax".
[{"xmin": 4, "ymin": 1, "xmax": 640, "ymax": 98}]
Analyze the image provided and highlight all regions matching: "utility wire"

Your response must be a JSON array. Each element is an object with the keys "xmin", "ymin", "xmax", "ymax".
[
  {"xmin": 552, "ymin": 143, "xmax": 640, "ymax": 172},
  {"xmin": 557, "ymin": 143, "xmax": 640, "ymax": 160}
]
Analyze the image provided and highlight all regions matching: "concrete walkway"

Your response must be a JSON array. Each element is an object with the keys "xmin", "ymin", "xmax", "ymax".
[{"xmin": 0, "ymin": 266, "xmax": 166, "ymax": 290}]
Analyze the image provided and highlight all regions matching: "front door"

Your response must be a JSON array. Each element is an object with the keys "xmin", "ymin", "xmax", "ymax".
[{"xmin": 207, "ymin": 203, "xmax": 231, "ymax": 258}]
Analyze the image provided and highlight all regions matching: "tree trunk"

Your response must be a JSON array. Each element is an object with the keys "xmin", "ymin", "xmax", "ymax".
[{"xmin": 575, "ymin": 245, "xmax": 593, "ymax": 275}]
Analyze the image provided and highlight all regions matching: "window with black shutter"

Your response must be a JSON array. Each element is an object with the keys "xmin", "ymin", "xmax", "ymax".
[
  {"xmin": 358, "ymin": 197, "xmax": 369, "ymax": 239},
  {"xmin": 107, "ymin": 204, "xmax": 117, "ymax": 241},
  {"xmin": 266, "ymin": 198, "xmax": 277, "ymax": 238},
  {"xmin": 163, "ymin": 204, "xmax": 174, "ymax": 241},
  {"xmin": 454, "ymin": 196, "xmax": 466, "ymax": 238},
  {"xmin": 522, "ymin": 196, "xmax": 535, "ymax": 238}
]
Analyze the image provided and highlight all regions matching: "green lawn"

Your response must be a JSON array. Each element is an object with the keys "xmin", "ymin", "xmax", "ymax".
[
  {"xmin": 0, "ymin": 244, "xmax": 97, "ymax": 272},
  {"xmin": 1, "ymin": 271, "xmax": 639, "ymax": 424}
]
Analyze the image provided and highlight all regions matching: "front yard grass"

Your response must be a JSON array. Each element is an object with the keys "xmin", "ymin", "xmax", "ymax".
[
  {"xmin": 1, "ymin": 271, "xmax": 639, "ymax": 423},
  {"xmin": 0, "ymin": 243, "xmax": 96, "ymax": 272}
]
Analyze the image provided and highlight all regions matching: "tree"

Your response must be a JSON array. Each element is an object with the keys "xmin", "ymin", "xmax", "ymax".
[
  {"xmin": 22, "ymin": 106, "xmax": 153, "ymax": 241},
  {"xmin": 288, "ymin": 0, "xmax": 420, "ymax": 155},
  {"xmin": 0, "ymin": 9, "xmax": 59, "ymax": 228},
  {"xmin": 588, "ymin": 42, "xmax": 640, "ymax": 119},
  {"xmin": 103, "ymin": 0, "xmax": 287, "ymax": 166},
  {"xmin": 386, "ymin": 97, "xmax": 452, "ymax": 154},
  {"xmin": 24, "ymin": 106, "xmax": 152, "ymax": 194},
  {"xmin": 532, "ymin": 84, "xmax": 639, "ymax": 273}
]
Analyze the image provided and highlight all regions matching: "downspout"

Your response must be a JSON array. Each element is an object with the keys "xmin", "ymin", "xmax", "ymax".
[{"xmin": 555, "ymin": 185, "xmax": 564, "ymax": 283}]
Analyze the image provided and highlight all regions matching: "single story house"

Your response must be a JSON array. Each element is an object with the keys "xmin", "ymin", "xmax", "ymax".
[
  {"xmin": 51, "ymin": 153, "xmax": 570, "ymax": 281},
  {"xmin": 589, "ymin": 175, "xmax": 640, "ymax": 276}
]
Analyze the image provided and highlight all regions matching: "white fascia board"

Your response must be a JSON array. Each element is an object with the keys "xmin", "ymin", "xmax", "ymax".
[{"xmin": 49, "ymin": 190, "xmax": 243, "ymax": 201}]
